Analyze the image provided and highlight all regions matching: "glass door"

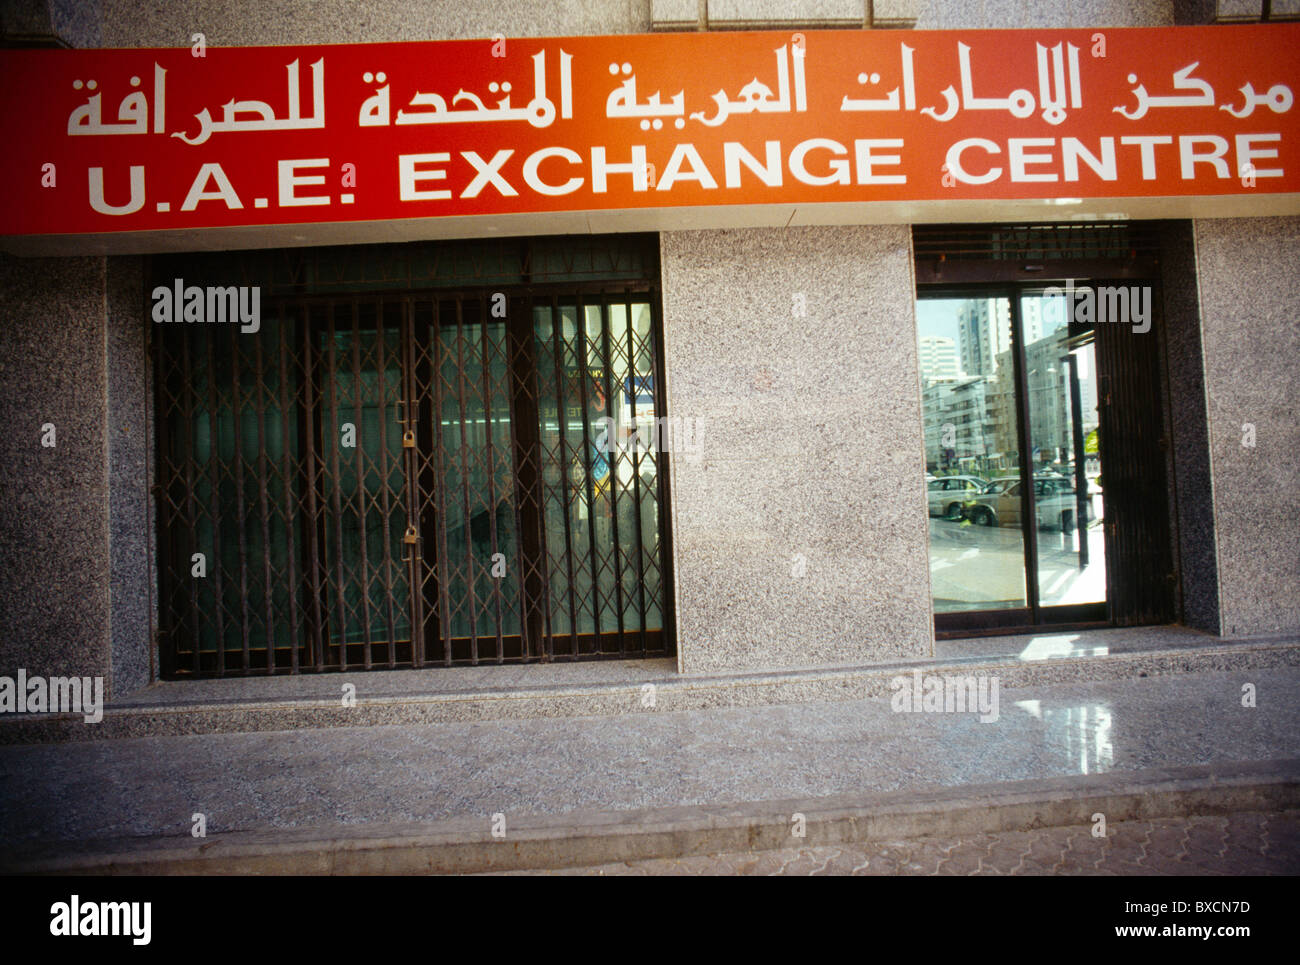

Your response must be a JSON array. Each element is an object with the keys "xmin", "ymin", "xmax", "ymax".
[
  {"xmin": 409, "ymin": 292, "xmax": 669, "ymax": 664},
  {"xmin": 1022, "ymin": 293, "xmax": 1106, "ymax": 609},
  {"xmin": 918, "ymin": 296, "xmax": 1027, "ymax": 614},
  {"xmin": 916, "ymin": 287, "xmax": 1110, "ymax": 631},
  {"xmin": 316, "ymin": 301, "xmax": 413, "ymax": 668},
  {"xmin": 529, "ymin": 298, "xmax": 666, "ymax": 657}
]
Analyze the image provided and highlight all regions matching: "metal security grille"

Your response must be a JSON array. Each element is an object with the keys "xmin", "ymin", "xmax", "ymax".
[
  {"xmin": 153, "ymin": 242, "xmax": 672, "ymax": 677},
  {"xmin": 1093, "ymin": 307, "xmax": 1176, "ymax": 627}
]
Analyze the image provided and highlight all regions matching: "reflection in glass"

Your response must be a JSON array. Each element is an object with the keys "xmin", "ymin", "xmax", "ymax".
[
  {"xmin": 918, "ymin": 291, "xmax": 1111, "ymax": 619},
  {"xmin": 1022, "ymin": 293, "xmax": 1107, "ymax": 606},
  {"xmin": 532, "ymin": 301, "xmax": 663, "ymax": 645},
  {"xmin": 917, "ymin": 298, "xmax": 1026, "ymax": 612}
]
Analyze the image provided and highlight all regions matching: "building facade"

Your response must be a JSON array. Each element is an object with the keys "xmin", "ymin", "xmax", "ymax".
[{"xmin": 1, "ymin": 0, "xmax": 1297, "ymax": 700}]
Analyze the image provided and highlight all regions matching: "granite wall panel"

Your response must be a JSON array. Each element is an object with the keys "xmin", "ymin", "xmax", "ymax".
[
  {"xmin": 660, "ymin": 226, "xmax": 933, "ymax": 672},
  {"xmin": 0, "ymin": 255, "xmax": 111, "ymax": 682},
  {"xmin": 1193, "ymin": 217, "xmax": 1300, "ymax": 637}
]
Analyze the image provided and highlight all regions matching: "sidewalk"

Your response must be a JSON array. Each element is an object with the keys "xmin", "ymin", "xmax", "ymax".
[
  {"xmin": 503, "ymin": 811, "xmax": 1300, "ymax": 875},
  {"xmin": 2, "ymin": 642, "xmax": 1298, "ymax": 873}
]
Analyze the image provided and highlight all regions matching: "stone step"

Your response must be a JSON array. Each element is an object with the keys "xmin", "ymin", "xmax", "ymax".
[{"xmin": 2, "ymin": 628, "xmax": 1296, "ymax": 743}]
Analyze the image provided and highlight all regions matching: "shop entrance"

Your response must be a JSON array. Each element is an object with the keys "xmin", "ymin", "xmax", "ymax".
[
  {"xmin": 153, "ymin": 237, "xmax": 672, "ymax": 676},
  {"xmin": 913, "ymin": 224, "xmax": 1176, "ymax": 635}
]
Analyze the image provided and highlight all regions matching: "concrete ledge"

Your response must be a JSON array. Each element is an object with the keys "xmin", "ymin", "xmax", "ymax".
[
  {"xmin": 7, "ymin": 760, "xmax": 1297, "ymax": 875},
  {"xmin": 2, "ymin": 634, "xmax": 1297, "ymax": 743}
]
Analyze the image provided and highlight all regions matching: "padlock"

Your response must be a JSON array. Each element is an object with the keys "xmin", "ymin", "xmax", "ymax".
[
  {"xmin": 403, "ymin": 524, "xmax": 419, "ymax": 544},
  {"xmin": 402, "ymin": 429, "xmax": 415, "ymax": 448}
]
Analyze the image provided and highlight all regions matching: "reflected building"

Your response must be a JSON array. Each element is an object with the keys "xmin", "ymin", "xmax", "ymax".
[
  {"xmin": 1021, "ymin": 310, "xmax": 1101, "ymax": 472},
  {"xmin": 957, "ymin": 298, "xmax": 1042, "ymax": 378},
  {"xmin": 918, "ymin": 335, "xmax": 959, "ymax": 382}
]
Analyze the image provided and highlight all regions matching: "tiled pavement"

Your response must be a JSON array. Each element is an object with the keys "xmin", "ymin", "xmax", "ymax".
[{"xmin": 514, "ymin": 810, "xmax": 1300, "ymax": 875}]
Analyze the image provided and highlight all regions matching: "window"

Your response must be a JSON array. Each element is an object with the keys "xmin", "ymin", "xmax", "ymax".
[{"xmin": 152, "ymin": 236, "xmax": 673, "ymax": 676}]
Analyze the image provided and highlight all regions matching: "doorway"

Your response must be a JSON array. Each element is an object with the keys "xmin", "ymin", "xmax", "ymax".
[{"xmin": 916, "ymin": 275, "xmax": 1175, "ymax": 635}]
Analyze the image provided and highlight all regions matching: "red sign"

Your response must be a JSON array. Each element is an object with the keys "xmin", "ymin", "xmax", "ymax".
[{"xmin": 2, "ymin": 25, "xmax": 1298, "ymax": 252}]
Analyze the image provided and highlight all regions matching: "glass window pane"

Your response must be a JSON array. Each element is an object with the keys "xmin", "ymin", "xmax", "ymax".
[
  {"xmin": 320, "ymin": 304, "xmax": 412, "ymax": 654},
  {"xmin": 1023, "ymin": 293, "xmax": 1107, "ymax": 607},
  {"xmin": 917, "ymin": 297, "xmax": 1026, "ymax": 612}
]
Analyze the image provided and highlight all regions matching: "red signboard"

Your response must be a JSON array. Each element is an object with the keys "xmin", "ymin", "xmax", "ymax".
[{"xmin": 1, "ymin": 25, "xmax": 1297, "ymax": 252}]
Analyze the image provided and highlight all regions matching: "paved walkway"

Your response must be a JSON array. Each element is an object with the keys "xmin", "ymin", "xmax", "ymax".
[
  {"xmin": 518, "ymin": 811, "xmax": 1300, "ymax": 875},
  {"xmin": 1, "ymin": 665, "xmax": 1297, "ymax": 870}
]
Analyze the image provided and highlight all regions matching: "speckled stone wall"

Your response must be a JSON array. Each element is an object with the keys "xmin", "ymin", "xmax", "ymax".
[
  {"xmin": 660, "ymin": 226, "xmax": 933, "ymax": 672},
  {"xmin": 0, "ymin": 255, "xmax": 112, "ymax": 682},
  {"xmin": 1193, "ymin": 218, "xmax": 1300, "ymax": 637},
  {"xmin": 914, "ymin": 0, "xmax": 1173, "ymax": 27},
  {"xmin": 0, "ymin": 0, "xmax": 100, "ymax": 45},
  {"xmin": 107, "ymin": 257, "xmax": 153, "ymax": 694},
  {"xmin": 0, "ymin": 3, "xmax": 149, "ymax": 696},
  {"xmin": 1159, "ymin": 221, "xmax": 1220, "ymax": 633},
  {"xmin": 98, "ymin": 0, "xmax": 650, "ymax": 47}
]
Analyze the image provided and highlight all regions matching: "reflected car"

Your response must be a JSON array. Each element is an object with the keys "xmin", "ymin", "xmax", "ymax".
[
  {"xmin": 962, "ymin": 477, "xmax": 1022, "ymax": 527},
  {"xmin": 1033, "ymin": 476, "xmax": 1097, "ymax": 532},
  {"xmin": 963, "ymin": 476, "xmax": 1096, "ymax": 531},
  {"xmin": 926, "ymin": 475, "xmax": 989, "ymax": 520}
]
